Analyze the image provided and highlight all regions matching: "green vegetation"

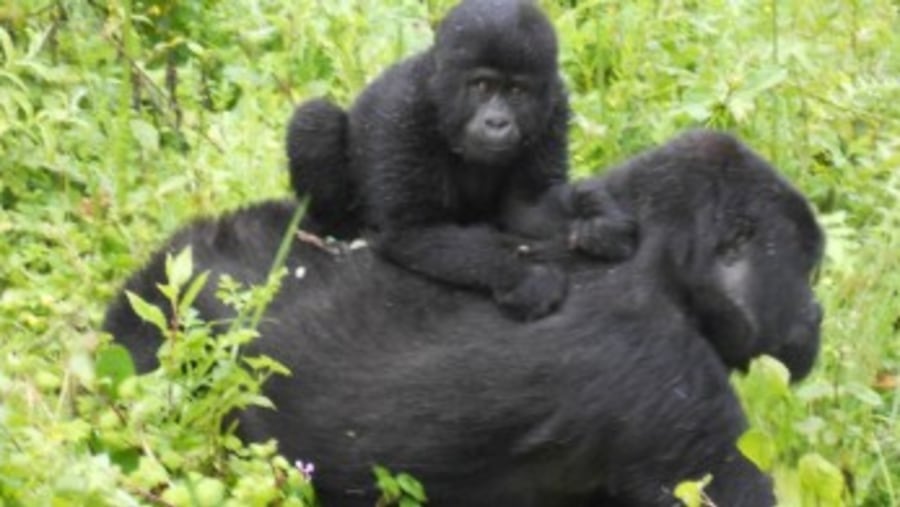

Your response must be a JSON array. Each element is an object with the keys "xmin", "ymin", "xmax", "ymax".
[{"xmin": 1, "ymin": 1, "xmax": 897, "ymax": 505}]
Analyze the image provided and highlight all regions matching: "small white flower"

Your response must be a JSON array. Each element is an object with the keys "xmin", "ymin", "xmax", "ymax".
[{"xmin": 294, "ymin": 266, "xmax": 307, "ymax": 279}]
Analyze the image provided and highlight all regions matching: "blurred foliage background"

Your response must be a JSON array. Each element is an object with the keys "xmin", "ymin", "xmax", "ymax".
[{"xmin": 0, "ymin": 0, "xmax": 898, "ymax": 505}]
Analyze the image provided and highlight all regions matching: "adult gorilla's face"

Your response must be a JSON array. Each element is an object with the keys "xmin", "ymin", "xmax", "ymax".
[
  {"xmin": 620, "ymin": 131, "xmax": 826, "ymax": 381},
  {"xmin": 734, "ymin": 190, "xmax": 824, "ymax": 379},
  {"xmin": 428, "ymin": 0, "xmax": 562, "ymax": 166}
]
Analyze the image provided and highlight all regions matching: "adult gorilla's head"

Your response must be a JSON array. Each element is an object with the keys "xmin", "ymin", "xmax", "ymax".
[
  {"xmin": 428, "ymin": 0, "xmax": 565, "ymax": 166},
  {"xmin": 596, "ymin": 130, "xmax": 825, "ymax": 380}
]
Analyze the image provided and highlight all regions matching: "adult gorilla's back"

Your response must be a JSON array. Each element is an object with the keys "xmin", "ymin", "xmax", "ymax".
[{"xmin": 105, "ymin": 131, "xmax": 824, "ymax": 506}]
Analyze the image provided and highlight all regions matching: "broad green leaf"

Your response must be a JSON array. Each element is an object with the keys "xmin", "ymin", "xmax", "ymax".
[
  {"xmin": 749, "ymin": 355, "xmax": 791, "ymax": 395},
  {"xmin": 738, "ymin": 428, "xmax": 776, "ymax": 471},
  {"xmin": 95, "ymin": 344, "xmax": 136, "ymax": 396},
  {"xmin": 109, "ymin": 448, "xmax": 140, "ymax": 473},
  {"xmin": 399, "ymin": 497, "xmax": 423, "ymax": 507},
  {"xmin": 125, "ymin": 291, "xmax": 168, "ymax": 331},
  {"xmin": 674, "ymin": 474, "xmax": 712, "ymax": 507},
  {"xmin": 194, "ymin": 476, "xmax": 226, "ymax": 506},
  {"xmin": 161, "ymin": 483, "xmax": 191, "ymax": 506},
  {"xmin": 397, "ymin": 472, "xmax": 427, "ymax": 502},
  {"xmin": 177, "ymin": 269, "xmax": 210, "ymax": 316},
  {"xmin": 798, "ymin": 453, "xmax": 845, "ymax": 504},
  {"xmin": 374, "ymin": 465, "xmax": 401, "ymax": 499},
  {"xmin": 166, "ymin": 247, "xmax": 194, "ymax": 292},
  {"xmin": 131, "ymin": 455, "xmax": 169, "ymax": 489},
  {"xmin": 243, "ymin": 355, "xmax": 291, "ymax": 376}
]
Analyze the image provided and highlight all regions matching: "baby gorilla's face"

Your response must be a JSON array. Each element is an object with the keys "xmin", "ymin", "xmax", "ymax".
[
  {"xmin": 431, "ymin": 60, "xmax": 556, "ymax": 167},
  {"xmin": 457, "ymin": 67, "xmax": 525, "ymax": 165},
  {"xmin": 429, "ymin": 0, "xmax": 561, "ymax": 167}
]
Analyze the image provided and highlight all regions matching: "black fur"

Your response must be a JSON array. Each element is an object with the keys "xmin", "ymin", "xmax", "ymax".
[
  {"xmin": 106, "ymin": 131, "xmax": 824, "ymax": 506},
  {"xmin": 286, "ymin": 98, "xmax": 360, "ymax": 239},
  {"xmin": 286, "ymin": 0, "xmax": 636, "ymax": 321}
]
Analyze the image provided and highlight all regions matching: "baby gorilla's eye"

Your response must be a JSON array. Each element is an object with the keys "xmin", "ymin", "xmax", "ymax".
[{"xmin": 470, "ymin": 78, "xmax": 495, "ymax": 95}]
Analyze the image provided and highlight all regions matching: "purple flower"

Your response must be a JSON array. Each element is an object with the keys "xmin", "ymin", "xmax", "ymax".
[{"xmin": 295, "ymin": 459, "xmax": 315, "ymax": 480}]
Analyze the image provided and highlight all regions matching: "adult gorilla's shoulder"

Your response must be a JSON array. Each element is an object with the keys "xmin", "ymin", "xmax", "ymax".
[
  {"xmin": 105, "ymin": 130, "xmax": 824, "ymax": 506},
  {"xmin": 103, "ymin": 200, "xmax": 356, "ymax": 372}
]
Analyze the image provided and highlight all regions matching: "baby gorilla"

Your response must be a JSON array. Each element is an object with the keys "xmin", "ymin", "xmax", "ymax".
[{"xmin": 287, "ymin": 0, "xmax": 635, "ymax": 321}]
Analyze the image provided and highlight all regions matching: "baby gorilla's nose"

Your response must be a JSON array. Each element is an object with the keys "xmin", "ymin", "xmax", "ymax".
[{"xmin": 480, "ymin": 111, "xmax": 517, "ymax": 146}]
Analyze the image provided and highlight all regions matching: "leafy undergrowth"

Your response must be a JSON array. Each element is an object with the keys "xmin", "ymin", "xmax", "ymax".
[{"xmin": 1, "ymin": 1, "xmax": 898, "ymax": 505}]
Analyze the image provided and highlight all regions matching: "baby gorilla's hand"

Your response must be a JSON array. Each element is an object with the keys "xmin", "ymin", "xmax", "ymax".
[
  {"xmin": 495, "ymin": 264, "xmax": 568, "ymax": 321},
  {"xmin": 569, "ymin": 215, "xmax": 638, "ymax": 261},
  {"xmin": 567, "ymin": 181, "xmax": 639, "ymax": 261}
]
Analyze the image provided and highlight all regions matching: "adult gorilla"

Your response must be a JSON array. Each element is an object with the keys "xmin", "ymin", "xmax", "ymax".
[{"xmin": 105, "ymin": 131, "xmax": 825, "ymax": 506}]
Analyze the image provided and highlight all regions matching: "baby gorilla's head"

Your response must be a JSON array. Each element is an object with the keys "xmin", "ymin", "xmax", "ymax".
[{"xmin": 429, "ymin": 0, "xmax": 563, "ymax": 166}]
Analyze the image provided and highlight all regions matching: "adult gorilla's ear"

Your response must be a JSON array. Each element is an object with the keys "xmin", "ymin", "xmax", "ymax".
[{"xmin": 664, "ymin": 202, "xmax": 761, "ymax": 371}]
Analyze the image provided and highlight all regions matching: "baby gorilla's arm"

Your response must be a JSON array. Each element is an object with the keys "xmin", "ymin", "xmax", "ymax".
[{"xmin": 500, "ymin": 182, "xmax": 639, "ymax": 263}]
